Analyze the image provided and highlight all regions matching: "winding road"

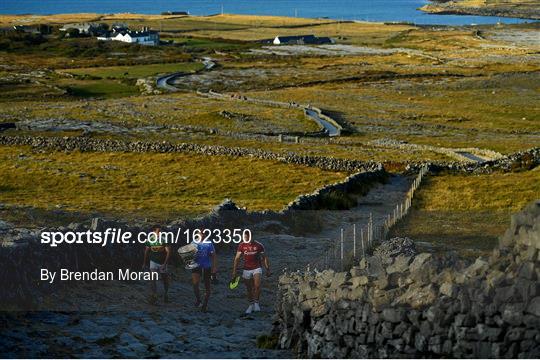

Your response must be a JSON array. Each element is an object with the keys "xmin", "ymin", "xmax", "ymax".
[
  {"xmin": 305, "ymin": 108, "xmax": 340, "ymax": 137},
  {"xmin": 156, "ymin": 58, "xmax": 341, "ymax": 137},
  {"xmin": 156, "ymin": 73, "xmax": 181, "ymax": 92},
  {"xmin": 156, "ymin": 58, "xmax": 216, "ymax": 93},
  {"xmin": 456, "ymin": 151, "xmax": 490, "ymax": 163}
]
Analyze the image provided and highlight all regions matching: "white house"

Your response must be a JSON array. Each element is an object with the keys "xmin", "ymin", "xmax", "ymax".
[
  {"xmin": 272, "ymin": 35, "xmax": 334, "ymax": 45},
  {"xmin": 97, "ymin": 27, "xmax": 159, "ymax": 46}
]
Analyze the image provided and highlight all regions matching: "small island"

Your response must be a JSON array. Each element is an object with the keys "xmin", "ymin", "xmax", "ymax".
[{"xmin": 420, "ymin": 0, "xmax": 540, "ymax": 20}]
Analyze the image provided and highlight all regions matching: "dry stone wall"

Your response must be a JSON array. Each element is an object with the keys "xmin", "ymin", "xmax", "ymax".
[
  {"xmin": 201, "ymin": 90, "xmax": 344, "ymax": 136},
  {"xmin": 370, "ymin": 138, "xmax": 504, "ymax": 163},
  {"xmin": 1, "ymin": 135, "xmax": 537, "ymax": 175},
  {"xmin": 283, "ymin": 167, "xmax": 385, "ymax": 211},
  {"xmin": 405, "ymin": 147, "xmax": 540, "ymax": 175},
  {"xmin": 0, "ymin": 200, "xmax": 255, "ymax": 308},
  {"xmin": 274, "ymin": 201, "xmax": 540, "ymax": 358},
  {"xmin": 0, "ymin": 135, "xmax": 380, "ymax": 173},
  {"xmin": 0, "ymin": 167, "xmax": 387, "ymax": 308}
]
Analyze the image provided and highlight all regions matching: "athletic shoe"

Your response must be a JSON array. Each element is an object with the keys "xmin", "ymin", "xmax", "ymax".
[
  {"xmin": 253, "ymin": 302, "xmax": 261, "ymax": 312},
  {"xmin": 245, "ymin": 304, "xmax": 254, "ymax": 314}
]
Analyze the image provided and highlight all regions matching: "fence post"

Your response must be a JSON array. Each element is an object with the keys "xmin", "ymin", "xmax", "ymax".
[
  {"xmin": 340, "ymin": 228, "xmax": 344, "ymax": 271},
  {"xmin": 361, "ymin": 228, "xmax": 365, "ymax": 258},
  {"xmin": 366, "ymin": 225, "xmax": 370, "ymax": 250},
  {"xmin": 334, "ymin": 243, "xmax": 338, "ymax": 269},
  {"xmin": 353, "ymin": 223, "xmax": 356, "ymax": 259},
  {"xmin": 368, "ymin": 225, "xmax": 371, "ymax": 249},
  {"xmin": 366, "ymin": 165, "xmax": 427, "ymax": 261},
  {"xmin": 369, "ymin": 213, "xmax": 373, "ymax": 247}
]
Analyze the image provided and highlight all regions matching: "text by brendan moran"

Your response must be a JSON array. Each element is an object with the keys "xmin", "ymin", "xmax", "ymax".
[{"xmin": 40, "ymin": 268, "xmax": 158, "ymax": 283}]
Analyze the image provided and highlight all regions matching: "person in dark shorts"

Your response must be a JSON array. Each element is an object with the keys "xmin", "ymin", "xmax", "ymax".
[
  {"xmin": 142, "ymin": 225, "xmax": 171, "ymax": 304},
  {"xmin": 231, "ymin": 231, "xmax": 270, "ymax": 314},
  {"xmin": 191, "ymin": 231, "xmax": 217, "ymax": 312}
]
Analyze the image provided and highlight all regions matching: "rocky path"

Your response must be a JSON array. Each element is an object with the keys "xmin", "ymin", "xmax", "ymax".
[{"xmin": 0, "ymin": 175, "xmax": 412, "ymax": 358}]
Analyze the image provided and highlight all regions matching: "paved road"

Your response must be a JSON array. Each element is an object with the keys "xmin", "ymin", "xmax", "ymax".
[
  {"xmin": 305, "ymin": 108, "xmax": 340, "ymax": 137},
  {"xmin": 456, "ymin": 151, "xmax": 488, "ymax": 163},
  {"xmin": 156, "ymin": 58, "xmax": 215, "ymax": 92},
  {"xmin": 156, "ymin": 73, "xmax": 181, "ymax": 92},
  {"xmin": 156, "ymin": 58, "xmax": 341, "ymax": 137}
]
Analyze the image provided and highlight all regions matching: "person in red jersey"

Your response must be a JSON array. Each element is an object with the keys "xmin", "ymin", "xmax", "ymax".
[{"xmin": 231, "ymin": 231, "xmax": 270, "ymax": 314}]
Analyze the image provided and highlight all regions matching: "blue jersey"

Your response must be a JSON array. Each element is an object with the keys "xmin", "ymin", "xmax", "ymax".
[{"xmin": 195, "ymin": 242, "xmax": 215, "ymax": 269}]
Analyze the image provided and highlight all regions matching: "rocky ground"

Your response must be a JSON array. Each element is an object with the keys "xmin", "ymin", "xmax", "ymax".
[
  {"xmin": 0, "ymin": 175, "xmax": 412, "ymax": 358},
  {"xmin": 0, "ymin": 14, "xmax": 538, "ymax": 359},
  {"xmin": 247, "ymin": 44, "xmax": 436, "ymax": 59},
  {"xmin": 275, "ymin": 201, "xmax": 540, "ymax": 358},
  {"xmin": 420, "ymin": 1, "xmax": 540, "ymax": 20}
]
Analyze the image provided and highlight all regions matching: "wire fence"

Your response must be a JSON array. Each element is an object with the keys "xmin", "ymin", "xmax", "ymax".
[{"xmin": 309, "ymin": 164, "xmax": 429, "ymax": 272}]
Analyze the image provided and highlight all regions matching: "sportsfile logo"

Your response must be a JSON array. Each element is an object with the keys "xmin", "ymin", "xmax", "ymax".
[{"xmin": 40, "ymin": 228, "xmax": 252, "ymax": 247}]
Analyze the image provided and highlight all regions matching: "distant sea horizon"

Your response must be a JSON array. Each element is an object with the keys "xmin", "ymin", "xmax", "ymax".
[{"xmin": 0, "ymin": 0, "xmax": 530, "ymax": 26}]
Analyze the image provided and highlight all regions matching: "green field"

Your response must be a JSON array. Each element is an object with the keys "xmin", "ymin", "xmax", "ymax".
[
  {"xmin": 0, "ymin": 92, "xmax": 318, "ymax": 133},
  {"xmin": 62, "ymin": 62, "xmax": 204, "ymax": 80},
  {"xmin": 0, "ymin": 145, "xmax": 347, "ymax": 220},
  {"xmin": 391, "ymin": 170, "xmax": 540, "ymax": 257},
  {"xmin": 63, "ymin": 79, "xmax": 139, "ymax": 98},
  {"xmin": 0, "ymin": 12, "xmax": 538, "ymax": 230}
]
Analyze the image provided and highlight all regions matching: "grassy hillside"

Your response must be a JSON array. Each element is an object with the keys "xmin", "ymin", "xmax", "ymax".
[
  {"xmin": 391, "ymin": 169, "xmax": 540, "ymax": 257},
  {"xmin": 0, "ymin": 145, "xmax": 347, "ymax": 220},
  {"xmin": 61, "ymin": 62, "xmax": 204, "ymax": 80},
  {"xmin": 0, "ymin": 12, "xmax": 538, "ymax": 227}
]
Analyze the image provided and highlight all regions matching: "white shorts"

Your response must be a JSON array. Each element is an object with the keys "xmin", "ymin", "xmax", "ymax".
[
  {"xmin": 150, "ymin": 260, "xmax": 168, "ymax": 273},
  {"xmin": 242, "ymin": 267, "xmax": 262, "ymax": 280}
]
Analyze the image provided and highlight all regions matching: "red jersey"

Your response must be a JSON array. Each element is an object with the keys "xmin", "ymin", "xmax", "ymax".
[{"xmin": 237, "ymin": 241, "xmax": 265, "ymax": 270}]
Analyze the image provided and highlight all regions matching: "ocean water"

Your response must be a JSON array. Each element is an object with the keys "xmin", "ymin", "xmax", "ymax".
[{"xmin": 0, "ymin": 0, "xmax": 529, "ymax": 25}]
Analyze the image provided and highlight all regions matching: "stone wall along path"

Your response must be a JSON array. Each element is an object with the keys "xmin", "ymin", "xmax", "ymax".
[
  {"xmin": 0, "ymin": 173, "xmax": 413, "ymax": 358},
  {"xmin": 274, "ymin": 201, "xmax": 540, "ymax": 358}
]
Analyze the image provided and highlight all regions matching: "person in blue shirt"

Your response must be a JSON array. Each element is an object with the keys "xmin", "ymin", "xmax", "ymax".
[{"xmin": 191, "ymin": 230, "xmax": 217, "ymax": 312}]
